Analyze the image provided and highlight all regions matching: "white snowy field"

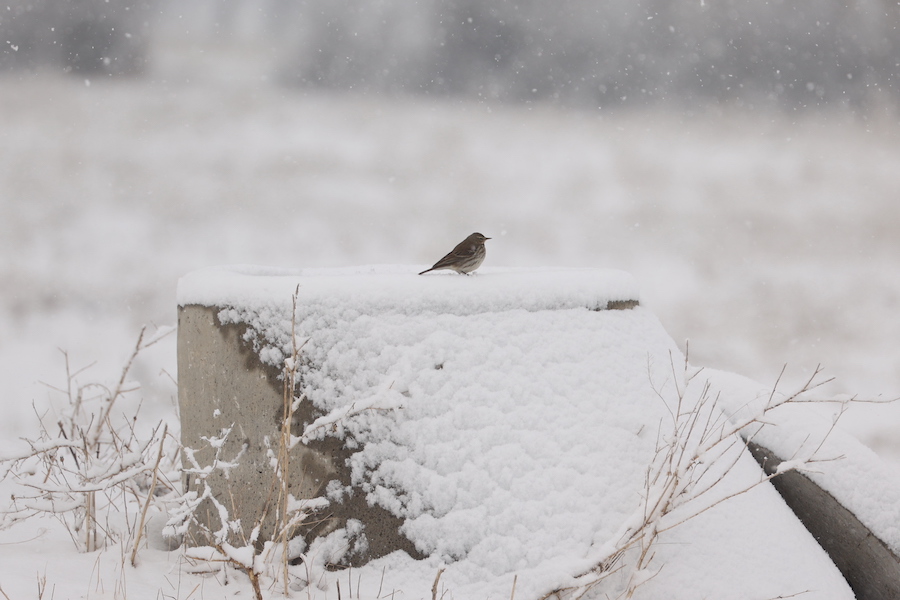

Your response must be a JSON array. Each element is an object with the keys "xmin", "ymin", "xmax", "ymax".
[
  {"xmin": 2, "ymin": 56, "xmax": 899, "ymax": 448},
  {"xmin": 1, "ymin": 37, "xmax": 900, "ymax": 598}
]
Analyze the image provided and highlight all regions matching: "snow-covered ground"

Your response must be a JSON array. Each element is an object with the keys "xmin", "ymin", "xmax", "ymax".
[{"xmin": 1, "ymin": 37, "xmax": 900, "ymax": 598}]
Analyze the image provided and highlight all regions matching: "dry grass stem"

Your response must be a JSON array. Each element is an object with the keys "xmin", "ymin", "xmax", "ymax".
[
  {"xmin": 431, "ymin": 567, "xmax": 446, "ymax": 600},
  {"xmin": 130, "ymin": 422, "xmax": 169, "ymax": 566}
]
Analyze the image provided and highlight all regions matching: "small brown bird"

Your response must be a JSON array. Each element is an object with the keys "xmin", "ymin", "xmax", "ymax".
[{"xmin": 419, "ymin": 232, "xmax": 491, "ymax": 275}]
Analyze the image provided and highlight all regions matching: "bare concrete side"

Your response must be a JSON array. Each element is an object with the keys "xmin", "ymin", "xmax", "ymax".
[
  {"xmin": 606, "ymin": 299, "xmax": 640, "ymax": 310},
  {"xmin": 748, "ymin": 441, "xmax": 900, "ymax": 600},
  {"xmin": 178, "ymin": 304, "xmax": 422, "ymax": 564}
]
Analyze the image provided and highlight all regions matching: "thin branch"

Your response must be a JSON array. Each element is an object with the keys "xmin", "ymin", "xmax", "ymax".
[{"xmin": 130, "ymin": 423, "xmax": 168, "ymax": 567}]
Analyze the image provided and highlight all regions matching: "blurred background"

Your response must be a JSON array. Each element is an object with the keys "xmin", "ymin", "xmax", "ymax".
[{"xmin": 1, "ymin": 0, "xmax": 899, "ymax": 460}]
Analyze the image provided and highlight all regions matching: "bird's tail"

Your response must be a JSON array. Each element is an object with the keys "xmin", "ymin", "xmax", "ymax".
[{"xmin": 418, "ymin": 268, "xmax": 434, "ymax": 275}]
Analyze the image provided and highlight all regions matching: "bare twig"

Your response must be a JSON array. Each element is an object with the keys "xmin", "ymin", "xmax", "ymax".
[
  {"xmin": 431, "ymin": 568, "xmax": 446, "ymax": 600},
  {"xmin": 130, "ymin": 423, "xmax": 168, "ymax": 566}
]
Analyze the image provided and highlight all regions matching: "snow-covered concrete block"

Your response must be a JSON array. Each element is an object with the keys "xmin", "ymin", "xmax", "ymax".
[
  {"xmin": 709, "ymin": 369, "xmax": 900, "ymax": 600},
  {"xmin": 748, "ymin": 441, "xmax": 900, "ymax": 600},
  {"xmin": 176, "ymin": 265, "xmax": 641, "ymax": 558},
  {"xmin": 176, "ymin": 265, "xmax": 859, "ymax": 599}
]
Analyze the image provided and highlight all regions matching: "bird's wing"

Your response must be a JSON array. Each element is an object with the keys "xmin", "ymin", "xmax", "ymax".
[
  {"xmin": 428, "ymin": 251, "xmax": 461, "ymax": 270},
  {"xmin": 433, "ymin": 242, "xmax": 476, "ymax": 269}
]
